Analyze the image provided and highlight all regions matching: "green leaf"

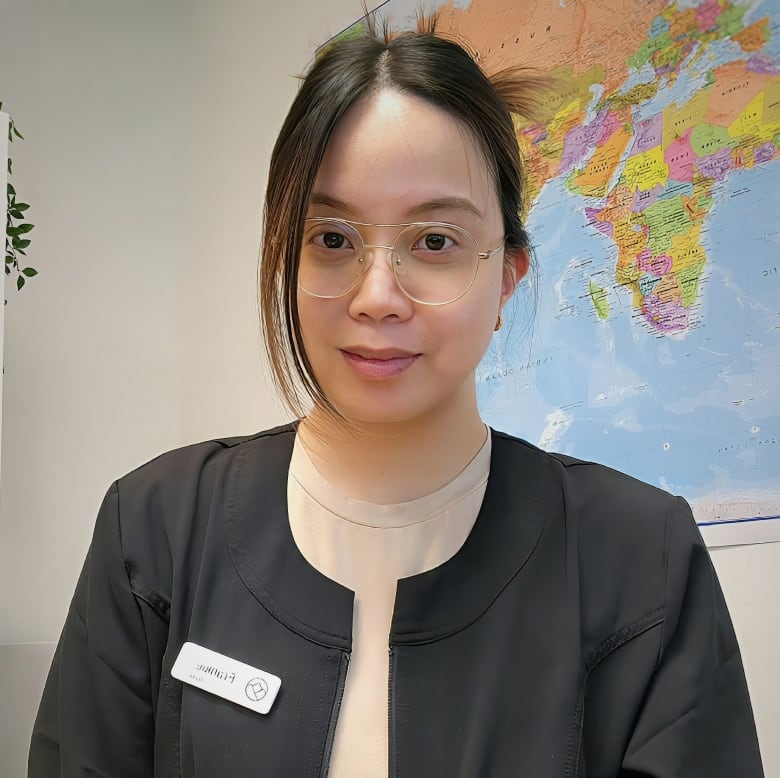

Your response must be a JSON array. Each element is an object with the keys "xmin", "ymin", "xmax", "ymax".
[
  {"xmin": 9, "ymin": 209, "xmax": 24, "ymax": 219},
  {"xmin": 14, "ymin": 203, "xmax": 30, "ymax": 212},
  {"xmin": 7, "ymin": 223, "xmax": 33, "ymax": 236},
  {"xmin": 7, "ymin": 183, "xmax": 15, "ymax": 196},
  {"xmin": 12, "ymin": 125, "xmax": 24, "ymax": 140},
  {"xmin": 21, "ymin": 267, "xmax": 38, "ymax": 277},
  {"xmin": 17, "ymin": 275, "xmax": 25, "ymax": 290},
  {"xmin": 13, "ymin": 238, "xmax": 31, "ymax": 249}
]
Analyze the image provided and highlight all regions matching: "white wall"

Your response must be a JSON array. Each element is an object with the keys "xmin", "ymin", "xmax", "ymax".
[
  {"xmin": 0, "ymin": 1, "xmax": 777, "ymax": 776},
  {"xmin": 0, "ymin": 0, "xmax": 192, "ymax": 645},
  {"xmin": 178, "ymin": 0, "xmax": 364, "ymax": 442},
  {"xmin": 0, "ymin": 1, "xmax": 359, "ymax": 775},
  {"xmin": 711, "ymin": 544, "xmax": 780, "ymax": 774},
  {"xmin": 1, "ymin": 111, "xmax": 7, "ymax": 479},
  {"xmin": 0, "ymin": 2, "xmax": 189, "ymax": 770}
]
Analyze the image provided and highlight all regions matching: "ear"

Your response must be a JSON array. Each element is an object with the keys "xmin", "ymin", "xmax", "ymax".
[{"xmin": 500, "ymin": 247, "xmax": 529, "ymax": 308}]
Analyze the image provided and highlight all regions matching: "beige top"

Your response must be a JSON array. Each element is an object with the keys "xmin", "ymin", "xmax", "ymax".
[{"xmin": 287, "ymin": 430, "xmax": 491, "ymax": 778}]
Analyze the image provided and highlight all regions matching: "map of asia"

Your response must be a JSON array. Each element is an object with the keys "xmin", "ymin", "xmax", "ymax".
[{"xmin": 370, "ymin": 0, "xmax": 780, "ymax": 528}]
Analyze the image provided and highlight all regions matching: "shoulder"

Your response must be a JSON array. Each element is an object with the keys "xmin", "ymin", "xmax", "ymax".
[
  {"xmin": 117, "ymin": 422, "xmax": 297, "ymax": 499},
  {"xmin": 490, "ymin": 428, "xmax": 697, "ymax": 632},
  {"xmin": 112, "ymin": 423, "xmax": 297, "ymax": 559},
  {"xmin": 490, "ymin": 426, "xmax": 680, "ymax": 521}
]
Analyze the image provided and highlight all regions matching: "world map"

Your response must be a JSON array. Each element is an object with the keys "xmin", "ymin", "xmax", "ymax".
[{"xmin": 377, "ymin": 0, "xmax": 780, "ymax": 526}]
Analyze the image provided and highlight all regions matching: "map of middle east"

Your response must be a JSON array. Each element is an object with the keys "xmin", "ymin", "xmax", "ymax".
[{"xmin": 374, "ymin": 0, "xmax": 780, "ymax": 526}]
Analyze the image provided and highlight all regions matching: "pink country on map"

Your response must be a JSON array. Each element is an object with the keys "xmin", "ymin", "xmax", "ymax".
[{"xmin": 438, "ymin": 0, "xmax": 780, "ymax": 335}]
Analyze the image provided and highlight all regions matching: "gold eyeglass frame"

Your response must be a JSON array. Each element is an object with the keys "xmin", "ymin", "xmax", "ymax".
[{"xmin": 299, "ymin": 217, "xmax": 506, "ymax": 306}]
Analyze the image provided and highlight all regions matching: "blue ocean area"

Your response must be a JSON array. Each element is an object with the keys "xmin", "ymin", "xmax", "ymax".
[{"xmin": 478, "ymin": 165, "xmax": 780, "ymax": 510}]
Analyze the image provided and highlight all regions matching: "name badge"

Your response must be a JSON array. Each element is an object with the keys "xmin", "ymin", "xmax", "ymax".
[{"xmin": 171, "ymin": 642, "xmax": 281, "ymax": 715}]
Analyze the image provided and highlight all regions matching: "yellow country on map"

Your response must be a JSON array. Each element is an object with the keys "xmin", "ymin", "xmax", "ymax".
[
  {"xmin": 663, "ymin": 90, "xmax": 709, "ymax": 149},
  {"xmin": 668, "ymin": 225, "xmax": 707, "ymax": 272},
  {"xmin": 729, "ymin": 91, "xmax": 770, "ymax": 139},
  {"xmin": 544, "ymin": 102, "xmax": 583, "ymax": 155},
  {"xmin": 623, "ymin": 146, "xmax": 669, "ymax": 191}
]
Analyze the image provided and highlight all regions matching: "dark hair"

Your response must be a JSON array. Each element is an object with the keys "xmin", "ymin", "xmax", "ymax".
[{"xmin": 260, "ymin": 14, "xmax": 549, "ymax": 417}]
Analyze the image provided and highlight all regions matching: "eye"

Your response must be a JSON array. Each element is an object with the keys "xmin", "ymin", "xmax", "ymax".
[
  {"xmin": 313, "ymin": 231, "xmax": 353, "ymax": 250},
  {"xmin": 425, "ymin": 234, "xmax": 447, "ymax": 250},
  {"xmin": 323, "ymin": 232, "xmax": 347, "ymax": 249},
  {"xmin": 413, "ymin": 231, "xmax": 457, "ymax": 252},
  {"xmin": 306, "ymin": 223, "xmax": 357, "ymax": 252}
]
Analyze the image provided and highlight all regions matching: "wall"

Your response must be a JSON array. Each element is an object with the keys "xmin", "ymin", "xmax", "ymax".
[
  {"xmin": 178, "ymin": 0, "xmax": 363, "ymax": 442},
  {"xmin": 0, "ymin": 0, "xmax": 190, "ymax": 772},
  {"xmin": 711, "ymin": 543, "xmax": 780, "ymax": 774},
  {"xmin": 0, "ymin": 1, "xmax": 357, "ymax": 774},
  {"xmin": 1, "ymin": 111, "xmax": 7, "ymax": 478},
  {"xmin": 1, "ymin": 1, "xmax": 778, "ymax": 776}
]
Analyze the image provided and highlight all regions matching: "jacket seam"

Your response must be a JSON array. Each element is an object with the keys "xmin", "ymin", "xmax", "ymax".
[
  {"xmin": 224, "ymin": 510, "xmax": 353, "ymax": 648},
  {"xmin": 584, "ymin": 608, "xmax": 664, "ymax": 673},
  {"xmin": 564, "ymin": 609, "xmax": 665, "ymax": 776},
  {"xmin": 388, "ymin": 519, "xmax": 547, "ymax": 646},
  {"xmin": 658, "ymin": 496, "xmax": 684, "ymax": 663},
  {"xmin": 115, "ymin": 477, "xmax": 182, "ymax": 775},
  {"xmin": 224, "ymin": 440, "xmax": 353, "ymax": 650},
  {"xmin": 126, "ymin": 568, "xmax": 172, "ymax": 622}
]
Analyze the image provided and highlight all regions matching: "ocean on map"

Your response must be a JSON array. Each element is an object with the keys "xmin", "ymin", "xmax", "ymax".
[{"xmin": 478, "ymin": 166, "xmax": 780, "ymax": 514}]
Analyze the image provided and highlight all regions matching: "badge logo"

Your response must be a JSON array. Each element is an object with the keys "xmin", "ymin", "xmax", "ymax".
[{"xmin": 245, "ymin": 677, "xmax": 269, "ymax": 702}]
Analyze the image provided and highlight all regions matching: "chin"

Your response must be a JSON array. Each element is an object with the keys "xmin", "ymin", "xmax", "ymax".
[
  {"xmin": 329, "ymin": 380, "xmax": 471, "ymax": 430},
  {"xmin": 332, "ymin": 399, "xmax": 431, "ymax": 428}
]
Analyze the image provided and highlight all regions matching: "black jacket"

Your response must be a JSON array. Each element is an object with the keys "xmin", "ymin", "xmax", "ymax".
[{"xmin": 29, "ymin": 425, "xmax": 763, "ymax": 776}]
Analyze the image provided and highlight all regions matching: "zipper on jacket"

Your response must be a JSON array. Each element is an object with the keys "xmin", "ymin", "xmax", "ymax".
[
  {"xmin": 321, "ymin": 651, "xmax": 350, "ymax": 778},
  {"xmin": 388, "ymin": 646, "xmax": 397, "ymax": 778}
]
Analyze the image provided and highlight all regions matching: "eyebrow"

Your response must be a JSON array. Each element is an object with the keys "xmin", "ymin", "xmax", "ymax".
[{"xmin": 308, "ymin": 192, "xmax": 483, "ymax": 220}]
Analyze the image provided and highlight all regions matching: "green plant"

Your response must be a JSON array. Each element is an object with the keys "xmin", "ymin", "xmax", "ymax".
[{"xmin": 3, "ymin": 101, "xmax": 37, "ymax": 292}]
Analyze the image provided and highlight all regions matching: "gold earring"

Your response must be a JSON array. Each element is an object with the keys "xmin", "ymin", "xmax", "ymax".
[{"xmin": 494, "ymin": 313, "xmax": 503, "ymax": 332}]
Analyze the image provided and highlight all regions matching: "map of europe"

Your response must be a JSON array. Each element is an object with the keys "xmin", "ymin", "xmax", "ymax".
[{"xmin": 374, "ymin": 0, "xmax": 780, "ymax": 526}]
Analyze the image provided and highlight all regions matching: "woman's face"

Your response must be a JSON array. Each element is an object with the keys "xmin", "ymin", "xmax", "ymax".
[{"xmin": 298, "ymin": 89, "xmax": 528, "ymax": 427}]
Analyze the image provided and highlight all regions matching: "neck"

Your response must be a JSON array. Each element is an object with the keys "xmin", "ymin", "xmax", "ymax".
[{"xmin": 298, "ymin": 397, "xmax": 488, "ymax": 504}]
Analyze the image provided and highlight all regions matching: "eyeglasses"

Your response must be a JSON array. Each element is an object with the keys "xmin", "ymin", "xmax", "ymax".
[{"xmin": 298, "ymin": 217, "xmax": 505, "ymax": 306}]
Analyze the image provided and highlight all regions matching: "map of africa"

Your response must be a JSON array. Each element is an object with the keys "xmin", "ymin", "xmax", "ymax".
[{"xmin": 372, "ymin": 0, "xmax": 780, "ymax": 526}]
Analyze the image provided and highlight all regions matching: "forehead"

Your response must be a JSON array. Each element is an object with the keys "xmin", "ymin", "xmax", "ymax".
[{"xmin": 311, "ymin": 89, "xmax": 498, "ymax": 224}]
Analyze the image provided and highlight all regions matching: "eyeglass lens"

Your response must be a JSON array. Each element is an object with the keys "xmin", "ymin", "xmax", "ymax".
[{"xmin": 299, "ymin": 220, "xmax": 481, "ymax": 305}]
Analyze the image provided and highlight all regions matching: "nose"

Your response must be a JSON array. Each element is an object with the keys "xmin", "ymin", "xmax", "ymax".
[{"xmin": 347, "ymin": 244, "xmax": 413, "ymax": 321}]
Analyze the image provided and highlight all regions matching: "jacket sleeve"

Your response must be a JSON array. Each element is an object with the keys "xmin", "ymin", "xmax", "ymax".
[
  {"xmin": 28, "ymin": 482, "xmax": 157, "ymax": 777},
  {"xmin": 620, "ymin": 497, "xmax": 764, "ymax": 776}
]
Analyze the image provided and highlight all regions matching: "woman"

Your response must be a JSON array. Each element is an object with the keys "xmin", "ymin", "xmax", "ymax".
[{"xmin": 29, "ymin": 15, "xmax": 763, "ymax": 777}]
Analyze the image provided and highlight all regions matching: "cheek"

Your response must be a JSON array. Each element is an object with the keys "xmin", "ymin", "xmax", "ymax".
[
  {"xmin": 296, "ymin": 295, "xmax": 333, "ymax": 362},
  {"xmin": 454, "ymin": 272, "xmax": 505, "ymax": 354},
  {"xmin": 298, "ymin": 292, "xmax": 336, "ymax": 330},
  {"xmin": 468, "ymin": 268, "xmax": 505, "ymax": 329},
  {"xmin": 431, "ymin": 291, "xmax": 499, "ymax": 363}
]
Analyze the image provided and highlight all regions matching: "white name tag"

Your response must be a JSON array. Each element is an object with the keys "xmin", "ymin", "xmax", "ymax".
[{"xmin": 171, "ymin": 642, "xmax": 281, "ymax": 715}]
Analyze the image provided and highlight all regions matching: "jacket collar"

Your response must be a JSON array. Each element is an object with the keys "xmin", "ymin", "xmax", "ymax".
[{"xmin": 223, "ymin": 425, "xmax": 555, "ymax": 650}]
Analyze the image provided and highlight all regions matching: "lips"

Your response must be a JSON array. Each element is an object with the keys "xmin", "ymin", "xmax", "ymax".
[{"xmin": 340, "ymin": 347, "xmax": 420, "ymax": 379}]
